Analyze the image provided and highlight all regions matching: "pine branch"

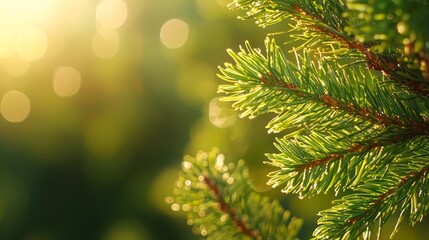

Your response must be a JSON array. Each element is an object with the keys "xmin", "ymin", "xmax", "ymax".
[
  {"xmin": 218, "ymin": 39, "xmax": 429, "ymax": 137},
  {"xmin": 169, "ymin": 148, "xmax": 302, "ymax": 240},
  {"xmin": 265, "ymin": 128, "xmax": 425, "ymax": 198},
  {"xmin": 172, "ymin": 1, "xmax": 429, "ymax": 239},
  {"xmin": 202, "ymin": 176, "xmax": 260, "ymax": 238},
  {"xmin": 314, "ymin": 137, "xmax": 429, "ymax": 239},
  {"xmin": 218, "ymin": 38, "xmax": 429, "ymax": 197},
  {"xmin": 230, "ymin": 0, "xmax": 429, "ymax": 95},
  {"xmin": 229, "ymin": 0, "xmax": 350, "ymax": 57},
  {"xmin": 230, "ymin": 0, "xmax": 347, "ymax": 31},
  {"xmin": 217, "ymin": 36, "xmax": 429, "ymax": 239},
  {"xmin": 343, "ymin": 0, "xmax": 429, "ymax": 95}
]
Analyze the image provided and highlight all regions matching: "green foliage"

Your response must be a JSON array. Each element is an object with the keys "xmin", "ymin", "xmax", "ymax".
[
  {"xmin": 219, "ymin": 38, "xmax": 429, "ymax": 200},
  {"xmin": 231, "ymin": 0, "xmax": 429, "ymax": 94},
  {"xmin": 316, "ymin": 137, "xmax": 429, "ymax": 239},
  {"xmin": 346, "ymin": 0, "xmax": 429, "ymax": 53},
  {"xmin": 171, "ymin": 0, "xmax": 429, "ymax": 239},
  {"xmin": 169, "ymin": 148, "xmax": 302, "ymax": 240},
  {"xmin": 345, "ymin": 0, "xmax": 429, "ymax": 83}
]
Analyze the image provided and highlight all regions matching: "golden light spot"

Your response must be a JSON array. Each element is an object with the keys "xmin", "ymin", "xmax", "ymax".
[
  {"xmin": 182, "ymin": 204, "xmax": 191, "ymax": 211},
  {"xmin": 171, "ymin": 203, "xmax": 180, "ymax": 211},
  {"xmin": 1, "ymin": 54, "xmax": 31, "ymax": 77},
  {"xmin": 1, "ymin": 90, "xmax": 30, "ymax": 123},
  {"xmin": 0, "ymin": 0, "xmax": 58, "ymax": 27},
  {"xmin": 208, "ymin": 97, "xmax": 237, "ymax": 128},
  {"xmin": 0, "ymin": 28, "xmax": 14, "ymax": 58},
  {"xmin": 164, "ymin": 197, "xmax": 174, "ymax": 204},
  {"xmin": 220, "ymin": 214, "xmax": 229, "ymax": 222},
  {"xmin": 92, "ymin": 30, "xmax": 119, "ymax": 59},
  {"xmin": 185, "ymin": 180, "xmax": 192, "ymax": 187},
  {"xmin": 222, "ymin": 172, "xmax": 230, "ymax": 180},
  {"xmin": 53, "ymin": 66, "xmax": 81, "ymax": 97},
  {"xmin": 182, "ymin": 161, "xmax": 193, "ymax": 170},
  {"xmin": 16, "ymin": 28, "xmax": 48, "ymax": 61},
  {"xmin": 397, "ymin": 22, "xmax": 408, "ymax": 35},
  {"xmin": 215, "ymin": 154, "xmax": 224, "ymax": 170},
  {"xmin": 198, "ymin": 209, "xmax": 206, "ymax": 217},
  {"xmin": 160, "ymin": 18, "xmax": 189, "ymax": 49},
  {"xmin": 226, "ymin": 177, "xmax": 235, "ymax": 185},
  {"xmin": 96, "ymin": 0, "xmax": 128, "ymax": 30}
]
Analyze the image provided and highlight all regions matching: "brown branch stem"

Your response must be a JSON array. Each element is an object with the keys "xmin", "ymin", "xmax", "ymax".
[
  {"xmin": 372, "ymin": 166, "xmax": 429, "ymax": 205},
  {"xmin": 292, "ymin": 4, "xmax": 429, "ymax": 96},
  {"xmin": 260, "ymin": 73, "xmax": 429, "ymax": 135},
  {"xmin": 203, "ymin": 176, "xmax": 261, "ymax": 239},
  {"xmin": 260, "ymin": 73, "xmax": 429, "ymax": 171},
  {"xmin": 346, "ymin": 165, "xmax": 429, "ymax": 225},
  {"xmin": 297, "ymin": 142, "xmax": 379, "ymax": 171},
  {"xmin": 316, "ymin": 26, "xmax": 429, "ymax": 95}
]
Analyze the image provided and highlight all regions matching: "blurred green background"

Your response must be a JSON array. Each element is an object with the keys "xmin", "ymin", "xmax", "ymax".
[{"xmin": 0, "ymin": 0, "xmax": 426, "ymax": 239}]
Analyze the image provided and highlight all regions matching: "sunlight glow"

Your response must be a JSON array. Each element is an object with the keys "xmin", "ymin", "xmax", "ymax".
[
  {"xmin": 0, "ymin": 28, "xmax": 14, "ymax": 57},
  {"xmin": 1, "ymin": 54, "xmax": 31, "ymax": 77},
  {"xmin": 160, "ymin": 18, "xmax": 189, "ymax": 49},
  {"xmin": 1, "ymin": 90, "xmax": 30, "ymax": 123},
  {"xmin": 53, "ymin": 66, "xmax": 82, "ymax": 97},
  {"xmin": 92, "ymin": 30, "xmax": 120, "ymax": 59},
  {"xmin": 96, "ymin": 0, "xmax": 128, "ymax": 30},
  {"xmin": 16, "ymin": 28, "xmax": 48, "ymax": 61},
  {"xmin": 0, "ymin": 0, "xmax": 57, "ymax": 27},
  {"xmin": 209, "ymin": 98, "xmax": 237, "ymax": 128}
]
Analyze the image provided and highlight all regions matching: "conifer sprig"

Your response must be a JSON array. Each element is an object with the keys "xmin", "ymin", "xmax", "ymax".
[
  {"xmin": 217, "ymin": 34, "xmax": 429, "ymax": 238},
  {"xmin": 169, "ymin": 149, "xmax": 302, "ymax": 240},
  {"xmin": 265, "ymin": 131, "xmax": 414, "ymax": 198},
  {"xmin": 315, "ymin": 137, "xmax": 429, "ymax": 239},
  {"xmin": 218, "ymin": 39, "xmax": 429, "ymax": 136},
  {"xmin": 172, "ymin": 0, "xmax": 429, "ymax": 239},
  {"xmin": 229, "ymin": 0, "xmax": 429, "ymax": 95}
]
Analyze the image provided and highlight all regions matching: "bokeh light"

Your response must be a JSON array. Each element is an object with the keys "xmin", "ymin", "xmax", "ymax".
[
  {"xmin": 0, "ymin": 0, "xmax": 58, "ymax": 27},
  {"xmin": 96, "ymin": 0, "xmax": 128, "ymax": 30},
  {"xmin": 53, "ymin": 66, "xmax": 82, "ymax": 97},
  {"xmin": 0, "ymin": 28, "xmax": 14, "ymax": 58},
  {"xmin": 0, "ymin": 1, "xmax": 425, "ymax": 240},
  {"xmin": 16, "ymin": 28, "xmax": 48, "ymax": 61},
  {"xmin": 208, "ymin": 97, "xmax": 237, "ymax": 128},
  {"xmin": 160, "ymin": 18, "xmax": 189, "ymax": 49},
  {"xmin": 0, "ymin": 54, "xmax": 31, "ymax": 77},
  {"xmin": 1, "ymin": 90, "xmax": 30, "ymax": 123}
]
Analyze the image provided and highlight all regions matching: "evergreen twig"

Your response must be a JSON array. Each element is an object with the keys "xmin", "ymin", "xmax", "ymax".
[
  {"xmin": 169, "ymin": 149, "xmax": 302, "ymax": 240},
  {"xmin": 171, "ymin": 0, "xmax": 429, "ymax": 239},
  {"xmin": 230, "ymin": 0, "xmax": 429, "ymax": 95}
]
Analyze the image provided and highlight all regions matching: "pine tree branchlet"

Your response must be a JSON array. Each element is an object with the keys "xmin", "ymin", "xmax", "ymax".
[
  {"xmin": 170, "ymin": 0, "xmax": 429, "ymax": 239},
  {"xmin": 168, "ymin": 148, "xmax": 302, "ymax": 240}
]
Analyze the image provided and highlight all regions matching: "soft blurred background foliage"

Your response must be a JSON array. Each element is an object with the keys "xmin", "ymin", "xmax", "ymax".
[{"xmin": 0, "ymin": 0, "xmax": 426, "ymax": 239}]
